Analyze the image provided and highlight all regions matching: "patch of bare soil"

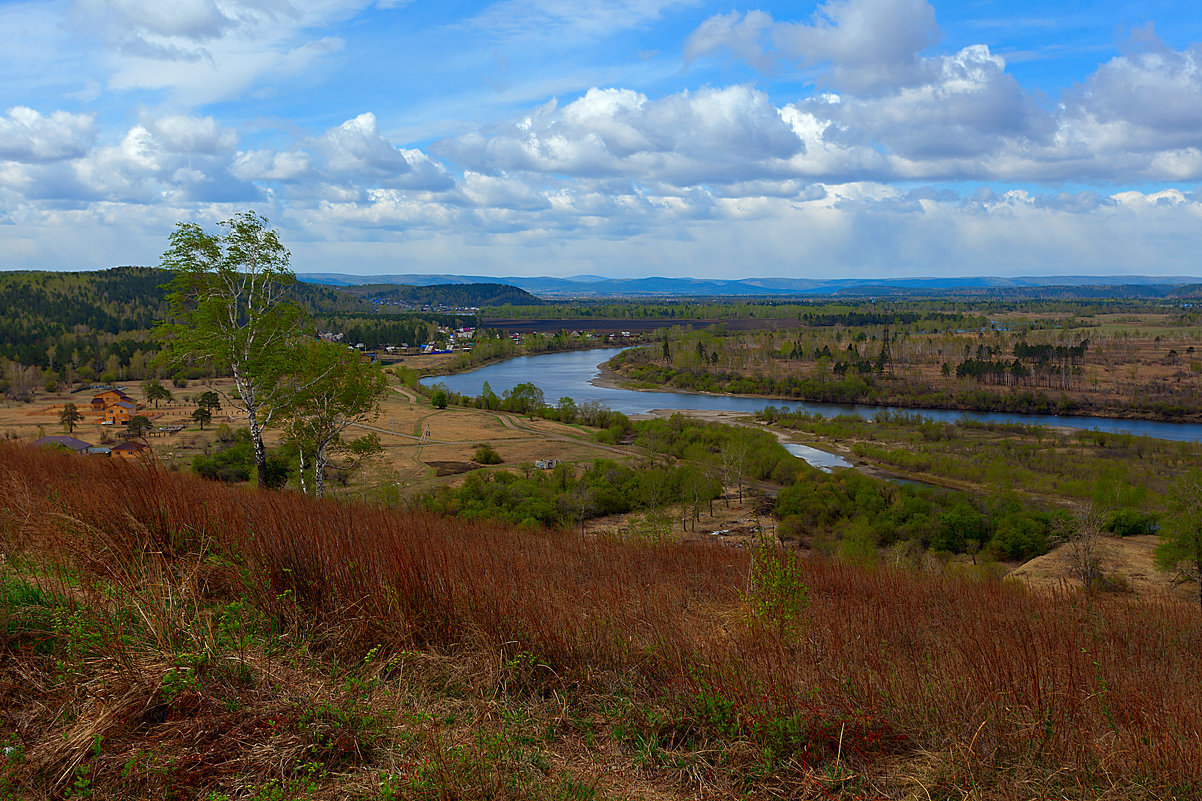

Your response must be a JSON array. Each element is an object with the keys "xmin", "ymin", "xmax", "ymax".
[
  {"xmin": 1009, "ymin": 534, "xmax": 1195, "ymax": 602},
  {"xmin": 424, "ymin": 460, "xmax": 482, "ymax": 477}
]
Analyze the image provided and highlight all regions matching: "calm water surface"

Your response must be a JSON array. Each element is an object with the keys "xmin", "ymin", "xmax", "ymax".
[{"xmin": 422, "ymin": 347, "xmax": 1202, "ymax": 443}]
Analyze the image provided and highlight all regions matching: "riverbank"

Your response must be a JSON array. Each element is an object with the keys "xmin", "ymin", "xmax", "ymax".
[
  {"xmin": 601, "ymin": 356, "xmax": 1202, "ymax": 426},
  {"xmin": 427, "ymin": 346, "xmax": 1202, "ymax": 442},
  {"xmin": 418, "ymin": 341, "xmax": 630, "ymax": 379}
]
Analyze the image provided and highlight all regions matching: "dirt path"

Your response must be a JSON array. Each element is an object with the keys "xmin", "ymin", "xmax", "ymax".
[
  {"xmin": 492, "ymin": 412, "xmax": 641, "ymax": 459},
  {"xmin": 391, "ymin": 385, "xmax": 419, "ymax": 403}
]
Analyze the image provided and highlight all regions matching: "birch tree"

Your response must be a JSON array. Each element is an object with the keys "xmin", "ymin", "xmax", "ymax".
[
  {"xmin": 283, "ymin": 341, "xmax": 387, "ymax": 498},
  {"xmin": 159, "ymin": 211, "xmax": 306, "ymax": 488}
]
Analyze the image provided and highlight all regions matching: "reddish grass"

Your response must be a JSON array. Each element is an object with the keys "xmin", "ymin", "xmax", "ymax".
[{"xmin": 2, "ymin": 440, "xmax": 1200, "ymax": 795}]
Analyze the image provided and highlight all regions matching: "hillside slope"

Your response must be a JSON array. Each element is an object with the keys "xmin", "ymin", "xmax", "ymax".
[{"xmin": 1, "ymin": 442, "xmax": 1199, "ymax": 799}]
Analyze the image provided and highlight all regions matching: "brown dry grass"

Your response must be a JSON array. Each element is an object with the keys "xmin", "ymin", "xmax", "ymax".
[
  {"xmin": 2, "ymin": 442, "xmax": 1201, "ymax": 799},
  {"xmin": 1009, "ymin": 534, "xmax": 1193, "ymax": 602}
]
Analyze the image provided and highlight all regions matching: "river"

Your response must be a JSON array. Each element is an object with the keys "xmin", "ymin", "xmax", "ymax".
[{"xmin": 421, "ymin": 347, "xmax": 1202, "ymax": 444}]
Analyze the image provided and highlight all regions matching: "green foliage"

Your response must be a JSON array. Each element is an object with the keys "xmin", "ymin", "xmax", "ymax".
[
  {"xmin": 142, "ymin": 379, "xmax": 172, "ymax": 408},
  {"xmin": 282, "ymin": 341, "xmax": 388, "ymax": 497},
  {"xmin": 1104, "ymin": 508, "xmax": 1158, "ymax": 538},
  {"xmin": 421, "ymin": 458, "xmax": 720, "ymax": 529},
  {"xmin": 473, "ymin": 443, "xmax": 502, "ymax": 464},
  {"xmin": 159, "ymin": 211, "xmax": 314, "ymax": 487},
  {"xmin": 745, "ymin": 533, "xmax": 809, "ymax": 635},
  {"xmin": 776, "ymin": 463, "xmax": 1053, "ymax": 562},
  {"xmin": 58, "ymin": 402, "xmax": 83, "ymax": 433},
  {"xmin": 126, "ymin": 415, "xmax": 153, "ymax": 439},
  {"xmin": 191, "ymin": 406, "xmax": 212, "ymax": 430},
  {"xmin": 192, "ymin": 428, "xmax": 290, "ymax": 487},
  {"xmin": 1156, "ymin": 470, "xmax": 1202, "ymax": 607},
  {"xmin": 196, "ymin": 390, "xmax": 222, "ymax": 412},
  {"xmin": 503, "ymin": 382, "xmax": 545, "ymax": 414},
  {"xmin": 989, "ymin": 512, "xmax": 1050, "ymax": 561}
]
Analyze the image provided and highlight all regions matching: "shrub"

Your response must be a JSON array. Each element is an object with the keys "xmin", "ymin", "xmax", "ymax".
[
  {"xmin": 1104, "ymin": 508, "xmax": 1158, "ymax": 538},
  {"xmin": 473, "ymin": 444, "xmax": 502, "ymax": 464}
]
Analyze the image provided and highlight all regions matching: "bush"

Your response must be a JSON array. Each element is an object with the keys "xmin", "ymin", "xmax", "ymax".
[
  {"xmin": 1104, "ymin": 508, "xmax": 1158, "ymax": 538},
  {"xmin": 473, "ymin": 444, "xmax": 502, "ymax": 464},
  {"xmin": 989, "ymin": 515, "xmax": 1049, "ymax": 562}
]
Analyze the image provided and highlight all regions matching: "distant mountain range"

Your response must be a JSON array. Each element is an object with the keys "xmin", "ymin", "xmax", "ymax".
[
  {"xmin": 300, "ymin": 272, "xmax": 1202, "ymax": 299},
  {"xmin": 338, "ymin": 282, "xmax": 541, "ymax": 307}
]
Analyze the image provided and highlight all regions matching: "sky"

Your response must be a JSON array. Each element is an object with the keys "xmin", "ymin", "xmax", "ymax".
[{"xmin": 1, "ymin": 0, "xmax": 1201, "ymax": 280}]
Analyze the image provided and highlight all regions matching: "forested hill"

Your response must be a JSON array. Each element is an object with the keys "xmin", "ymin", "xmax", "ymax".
[
  {"xmin": 0, "ymin": 266, "xmax": 372, "ymax": 368},
  {"xmin": 336, "ymin": 282, "xmax": 542, "ymax": 308}
]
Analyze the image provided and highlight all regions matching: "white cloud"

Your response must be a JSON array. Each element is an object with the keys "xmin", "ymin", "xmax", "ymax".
[
  {"xmin": 687, "ymin": 0, "xmax": 940, "ymax": 92},
  {"xmin": 441, "ymin": 85, "xmax": 802, "ymax": 185},
  {"xmin": 67, "ymin": 0, "xmax": 368, "ymax": 105},
  {"xmin": 143, "ymin": 114, "xmax": 237, "ymax": 154},
  {"xmin": 684, "ymin": 10, "xmax": 775, "ymax": 72},
  {"xmin": 0, "ymin": 107, "xmax": 97, "ymax": 163}
]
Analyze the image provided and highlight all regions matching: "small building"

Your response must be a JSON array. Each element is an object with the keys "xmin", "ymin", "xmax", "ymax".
[
  {"xmin": 534, "ymin": 459, "xmax": 560, "ymax": 470},
  {"xmin": 111, "ymin": 441, "xmax": 150, "ymax": 459},
  {"xmin": 34, "ymin": 435, "xmax": 93, "ymax": 453},
  {"xmin": 105, "ymin": 400, "xmax": 137, "ymax": 424}
]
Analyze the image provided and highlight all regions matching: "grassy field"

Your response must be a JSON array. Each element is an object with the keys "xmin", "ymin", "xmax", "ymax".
[{"xmin": 2, "ymin": 442, "xmax": 1202, "ymax": 799}]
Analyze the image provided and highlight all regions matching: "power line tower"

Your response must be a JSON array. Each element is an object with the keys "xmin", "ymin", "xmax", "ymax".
[{"xmin": 877, "ymin": 326, "xmax": 895, "ymax": 377}]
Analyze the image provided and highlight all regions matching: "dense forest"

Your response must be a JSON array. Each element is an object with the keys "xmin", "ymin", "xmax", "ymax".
[{"xmin": 0, "ymin": 267, "xmax": 474, "ymax": 389}]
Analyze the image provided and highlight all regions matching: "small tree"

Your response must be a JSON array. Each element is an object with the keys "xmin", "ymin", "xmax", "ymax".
[
  {"xmin": 126, "ymin": 415, "xmax": 153, "ymax": 440},
  {"xmin": 1156, "ymin": 470, "xmax": 1202, "ymax": 611},
  {"xmin": 58, "ymin": 402, "xmax": 83, "ymax": 433},
  {"xmin": 503, "ymin": 382, "xmax": 544, "ymax": 415},
  {"xmin": 192, "ymin": 406, "xmax": 212, "ymax": 430},
  {"xmin": 143, "ymin": 379, "xmax": 173, "ymax": 408},
  {"xmin": 282, "ymin": 341, "xmax": 388, "ymax": 498},
  {"xmin": 745, "ymin": 529, "xmax": 809, "ymax": 638},
  {"xmin": 1063, "ymin": 506, "xmax": 1103, "ymax": 603},
  {"xmin": 196, "ymin": 390, "xmax": 222, "ymax": 414},
  {"xmin": 556, "ymin": 396, "xmax": 578, "ymax": 423}
]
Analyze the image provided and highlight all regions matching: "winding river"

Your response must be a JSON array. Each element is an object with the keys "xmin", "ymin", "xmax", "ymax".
[{"xmin": 422, "ymin": 347, "xmax": 1202, "ymax": 444}]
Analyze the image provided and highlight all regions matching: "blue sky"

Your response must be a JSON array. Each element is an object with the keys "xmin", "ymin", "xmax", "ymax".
[{"xmin": 1, "ymin": 0, "xmax": 1201, "ymax": 279}]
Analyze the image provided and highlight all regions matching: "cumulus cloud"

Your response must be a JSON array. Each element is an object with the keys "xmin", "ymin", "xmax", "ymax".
[
  {"xmin": 0, "ymin": 107, "xmax": 97, "ymax": 163},
  {"xmin": 441, "ymin": 85, "xmax": 804, "ymax": 186},
  {"xmin": 143, "ymin": 115, "xmax": 237, "ymax": 154},
  {"xmin": 1051, "ymin": 33, "xmax": 1202, "ymax": 178},
  {"xmin": 678, "ymin": 2, "xmax": 1202, "ymax": 184},
  {"xmin": 230, "ymin": 113, "xmax": 453, "ymax": 194}
]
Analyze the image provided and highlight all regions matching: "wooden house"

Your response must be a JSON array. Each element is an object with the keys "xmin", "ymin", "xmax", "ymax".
[
  {"xmin": 111, "ymin": 441, "xmax": 150, "ymax": 459},
  {"xmin": 105, "ymin": 400, "xmax": 137, "ymax": 424},
  {"xmin": 91, "ymin": 388, "xmax": 136, "ymax": 411}
]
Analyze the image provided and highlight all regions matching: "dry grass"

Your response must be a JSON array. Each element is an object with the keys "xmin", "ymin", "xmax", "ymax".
[{"xmin": 1, "ymin": 441, "xmax": 1200, "ymax": 799}]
